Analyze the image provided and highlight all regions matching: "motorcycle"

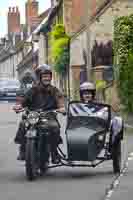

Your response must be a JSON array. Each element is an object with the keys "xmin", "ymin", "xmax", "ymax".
[
  {"xmin": 15, "ymin": 108, "xmax": 63, "ymax": 180},
  {"xmin": 14, "ymin": 101, "xmax": 123, "ymax": 181}
]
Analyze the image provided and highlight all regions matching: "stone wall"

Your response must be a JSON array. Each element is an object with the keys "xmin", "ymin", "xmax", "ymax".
[
  {"xmin": 90, "ymin": 0, "xmax": 133, "ymax": 106},
  {"xmin": 68, "ymin": 0, "xmax": 133, "ymax": 100},
  {"xmin": 90, "ymin": 0, "xmax": 133, "ymax": 56}
]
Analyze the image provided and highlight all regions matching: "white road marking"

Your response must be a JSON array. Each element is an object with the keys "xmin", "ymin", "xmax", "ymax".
[
  {"xmin": 129, "ymin": 152, "xmax": 133, "ymax": 156},
  {"xmin": 103, "ymin": 151, "xmax": 133, "ymax": 200}
]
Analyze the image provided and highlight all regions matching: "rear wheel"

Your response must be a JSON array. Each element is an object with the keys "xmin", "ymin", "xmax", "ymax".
[
  {"xmin": 25, "ymin": 139, "xmax": 38, "ymax": 181},
  {"xmin": 112, "ymin": 141, "xmax": 121, "ymax": 174}
]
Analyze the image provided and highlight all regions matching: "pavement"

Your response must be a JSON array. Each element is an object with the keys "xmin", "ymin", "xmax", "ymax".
[{"xmin": 0, "ymin": 102, "xmax": 133, "ymax": 200}]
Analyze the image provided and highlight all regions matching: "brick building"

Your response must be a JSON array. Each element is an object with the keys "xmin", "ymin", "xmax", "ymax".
[
  {"xmin": 63, "ymin": 0, "xmax": 114, "ymax": 99},
  {"xmin": 68, "ymin": 0, "xmax": 133, "ymax": 103},
  {"xmin": 16, "ymin": 1, "xmax": 50, "ymax": 82},
  {"xmin": 63, "ymin": 0, "xmax": 84, "ymax": 34},
  {"xmin": 0, "ymin": 0, "xmax": 50, "ymax": 80},
  {"xmin": 25, "ymin": 0, "xmax": 40, "ymax": 34},
  {"xmin": 8, "ymin": 7, "xmax": 21, "ymax": 35}
]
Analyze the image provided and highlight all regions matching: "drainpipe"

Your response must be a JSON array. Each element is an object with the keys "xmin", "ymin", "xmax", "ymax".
[
  {"xmin": 67, "ymin": 38, "xmax": 71, "ymax": 101},
  {"xmin": 84, "ymin": 0, "xmax": 96, "ymax": 82}
]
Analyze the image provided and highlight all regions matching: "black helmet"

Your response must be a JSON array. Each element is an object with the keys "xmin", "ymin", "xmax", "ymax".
[
  {"xmin": 35, "ymin": 64, "xmax": 52, "ymax": 80},
  {"xmin": 22, "ymin": 72, "xmax": 37, "ymax": 85}
]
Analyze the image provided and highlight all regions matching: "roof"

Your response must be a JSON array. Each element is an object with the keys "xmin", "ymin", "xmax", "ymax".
[
  {"xmin": 26, "ymin": 8, "xmax": 51, "ymax": 43},
  {"xmin": 26, "ymin": 0, "xmax": 63, "ymax": 39},
  {"xmin": 37, "ymin": 0, "xmax": 63, "ymax": 34},
  {"xmin": 39, "ymin": 8, "xmax": 50, "ymax": 20},
  {"xmin": 26, "ymin": 15, "xmax": 49, "ymax": 42}
]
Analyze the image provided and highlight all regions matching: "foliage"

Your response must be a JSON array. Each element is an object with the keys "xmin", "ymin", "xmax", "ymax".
[
  {"xmin": 96, "ymin": 80, "xmax": 106, "ymax": 91},
  {"xmin": 50, "ymin": 24, "xmax": 70, "ymax": 74},
  {"xmin": 114, "ymin": 14, "xmax": 133, "ymax": 112},
  {"xmin": 54, "ymin": 48, "xmax": 69, "ymax": 74},
  {"xmin": 51, "ymin": 24, "xmax": 66, "ymax": 40}
]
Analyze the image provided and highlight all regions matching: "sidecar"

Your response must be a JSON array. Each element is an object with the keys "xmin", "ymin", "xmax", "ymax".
[{"xmin": 59, "ymin": 101, "xmax": 122, "ymax": 174}]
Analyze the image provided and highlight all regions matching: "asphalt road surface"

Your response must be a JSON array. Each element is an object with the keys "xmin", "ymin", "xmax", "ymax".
[{"xmin": 0, "ymin": 102, "xmax": 133, "ymax": 200}]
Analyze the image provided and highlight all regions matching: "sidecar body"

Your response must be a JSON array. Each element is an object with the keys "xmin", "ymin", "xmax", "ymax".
[{"xmin": 65, "ymin": 101, "xmax": 111, "ymax": 162}]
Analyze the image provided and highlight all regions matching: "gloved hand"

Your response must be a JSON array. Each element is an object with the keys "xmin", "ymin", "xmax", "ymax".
[
  {"xmin": 13, "ymin": 104, "xmax": 23, "ymax": 113},
  {"xmin": 56, "ymin": 107, "xmax": 66, "ymax": 115}
]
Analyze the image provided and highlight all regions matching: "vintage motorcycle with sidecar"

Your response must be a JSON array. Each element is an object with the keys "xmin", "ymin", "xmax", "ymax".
[{"xmin": 15, "ymin": 101, "xmax": 123, "ymax": 181}]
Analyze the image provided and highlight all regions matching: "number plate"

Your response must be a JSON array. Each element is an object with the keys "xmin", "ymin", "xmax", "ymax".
[
  {"xmin": 7, "ymin": 93, "xmax": 16, "ymax": 96},
  {"xmin": 26, "ymin": 129, "xmax": 37, "ymax": 138}
]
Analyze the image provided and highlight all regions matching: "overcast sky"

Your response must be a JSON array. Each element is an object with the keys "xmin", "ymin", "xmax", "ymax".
[{"xmin": 0, "ymin": 0, "xmax": 51, "ymax": 37}]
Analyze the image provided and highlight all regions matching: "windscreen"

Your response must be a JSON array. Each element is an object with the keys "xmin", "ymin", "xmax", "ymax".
[{"xmin": 67, "ymin": 102, "xmax": 111, "ymax": 130}]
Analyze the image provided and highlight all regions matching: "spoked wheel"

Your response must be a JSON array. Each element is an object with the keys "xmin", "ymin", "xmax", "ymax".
[
  {"xmin": 112, "ymin": 140, "xmax": 121, "ymax": 174},
  {"xmin": 25, "ymin": 139, "xmax": 39, "ymax": 181}
]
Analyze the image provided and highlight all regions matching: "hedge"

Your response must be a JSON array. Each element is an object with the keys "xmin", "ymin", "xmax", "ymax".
[{"xmin": 114, "ymin": 14, "xmax": 133, "ymax": 112}]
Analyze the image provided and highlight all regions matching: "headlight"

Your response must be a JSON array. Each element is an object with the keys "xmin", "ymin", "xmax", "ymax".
[
  {"xmin": 41, "ymin": 119, "xmax": 48, "ymax": 123},
  {"xmin": 28, "ymin": 112, "xmax": 39, "ymax": 125},
  {"xmin": 25, "ymin": 122, "xmax": 29, "ymax": 127},
  {"xmin": 98, "ymin": 135, "xmax": 104, "ymax": 141}
]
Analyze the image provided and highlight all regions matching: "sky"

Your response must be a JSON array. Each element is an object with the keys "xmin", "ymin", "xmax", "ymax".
[{"xmin": 0, "ymin": 0, "xmax": 51, "ymax": 37}]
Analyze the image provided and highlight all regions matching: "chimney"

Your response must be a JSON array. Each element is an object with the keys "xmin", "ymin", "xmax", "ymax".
[
  {"xmin": 9, "ymin": 7, "xmax": 11, "ymax": 13},
  {"xmin": 12, "ymin": 7, "xmax": 15, "ymax": 12},
  {"xmin": 16, "ymin": 6, "xmax": 19, "ymax": 13},
  {"xmin": 25, "ymin": 0, "xmax": 39, "ymax": 33},
  {"xmin": 8, "ymin": 6, "xmax": 21, "ymax": 35}
]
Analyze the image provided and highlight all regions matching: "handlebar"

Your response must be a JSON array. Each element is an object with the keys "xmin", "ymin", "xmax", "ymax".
[
  {"xmin": 13, "ymin": 106, "xmax": 66, "ymax": 116},
  {"xmin": 37, "ymin": 109, "xmax": 66, "ymax": 116}
]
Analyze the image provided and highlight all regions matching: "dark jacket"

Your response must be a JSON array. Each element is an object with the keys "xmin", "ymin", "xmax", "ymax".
[{"xmin": 22, "ymin": 84, "xmax": 64, "ymax": 111}]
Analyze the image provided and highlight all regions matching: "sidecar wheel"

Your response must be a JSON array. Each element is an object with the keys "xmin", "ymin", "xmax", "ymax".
[
  {"xmin": 25, "ymin": 139, "xmax": 38, "ymax": 181},
  {"xmin": 112, "ymin": 141, "xmax": 121, "ymax": 174}
]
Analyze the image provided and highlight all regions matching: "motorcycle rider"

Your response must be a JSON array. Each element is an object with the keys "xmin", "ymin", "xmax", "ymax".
[
  {"xmin": 13, "ymin": 64, "xmax": 65, "ymax": 164},
  {"xmin": 16, "ymin": 74, "xmax": 37, "ymax": 106},
  {"xmin": 79, "ymin": 81, "xmax": 124, "ymax": 145},
  {"xmin": 80, "ymin": 82, "xmax": 96, "ymax": 103}
]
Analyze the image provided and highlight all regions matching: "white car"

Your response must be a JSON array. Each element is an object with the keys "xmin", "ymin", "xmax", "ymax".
[{"xmin": 0, "ymin": 78, "xmax": 21, "ymax": 100}]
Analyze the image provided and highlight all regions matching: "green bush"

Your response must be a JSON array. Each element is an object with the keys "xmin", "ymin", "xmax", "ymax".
[
  {"xmin": 96, "ymin": 80, "xmax": 106, "ymax": 91},
  {"xmin": 114, "ymin": 14, "xmax": 133, "ymax": 112},
  {"xmin": 50, "ymin": 24, "xmax": 70, "ymax": 74}
]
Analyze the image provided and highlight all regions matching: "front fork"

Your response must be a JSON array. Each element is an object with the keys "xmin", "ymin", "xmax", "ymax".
[
  {"xmin": 38, "ymin": 132, "xmax": 50, "ymax": 165},
  {"xmin": 26, "ymin": 126, "xmax": 37, "ymax": 138}
]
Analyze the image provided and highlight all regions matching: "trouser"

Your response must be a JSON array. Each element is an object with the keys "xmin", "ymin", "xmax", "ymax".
[
  {"xmin": 14, "ymin": 120, "xmax": 26, "ymax": 145},
  {"xmin": 14, "ymin": 118, "xmax": 62, "ymax": 158},
  {"xmin": 111, "ymin": 116, "xmax": 124, "ymax": 143},
  {"xmin": 109, "ymin": 116, "xmax": 124, "ymax": 153},
  {"xmin": 44, "ymin": 118, "xmax": 62, "ymax": 161}
]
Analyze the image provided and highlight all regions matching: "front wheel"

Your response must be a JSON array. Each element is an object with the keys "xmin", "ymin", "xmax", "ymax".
[
  {"xmin": 112, "ymin": 141, "xmax": 121, "ymax": 174},
  {"xmin": 25, "ymin": 139, "xmax": 38, "ymax": 181},
  {"xmin": 39, "ymin": 136, "xmax": 49, "ymax": 176}
]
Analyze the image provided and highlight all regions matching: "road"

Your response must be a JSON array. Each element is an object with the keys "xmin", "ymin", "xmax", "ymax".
[{"xmin": 0, "ymin": 102, "xmax": 132, "ymax": 200}]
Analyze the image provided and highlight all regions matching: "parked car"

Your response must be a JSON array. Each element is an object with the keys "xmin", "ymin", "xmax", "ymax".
[{"xmin": 0, "ymin": 78, "xmax": 21, "ymax": 101}]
